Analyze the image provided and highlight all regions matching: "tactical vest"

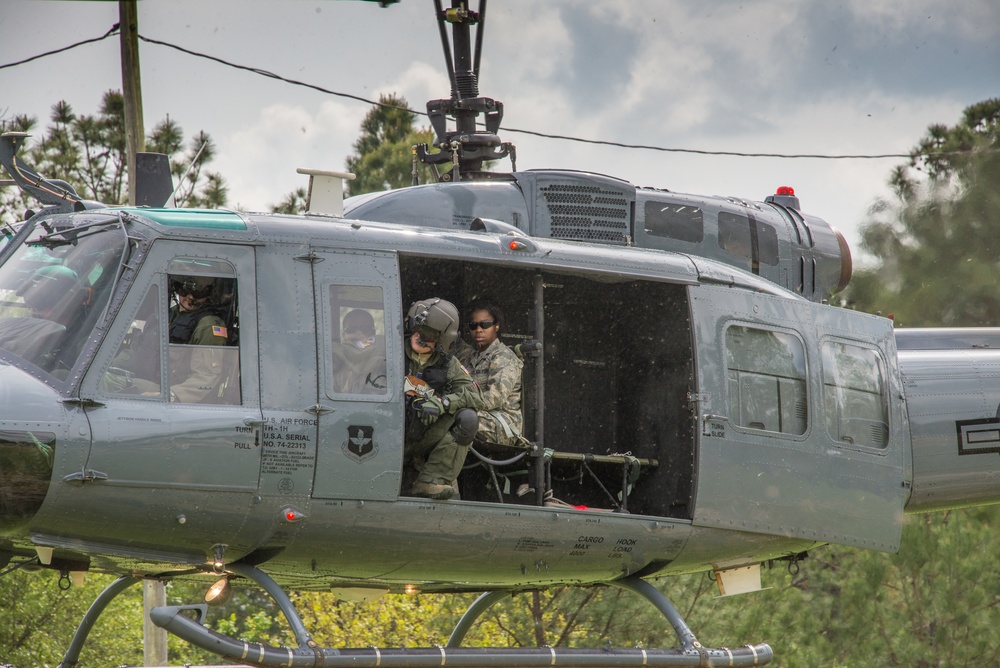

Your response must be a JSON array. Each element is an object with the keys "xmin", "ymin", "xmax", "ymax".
[
  {"xmin": 411, "ymin": 351, "xmax": 452, "ymax": 393},
  {"xmin": 169, "ymin": 307, "xmax": 225, "ymax": 344},
  {"xmin": 404, "ymin": 350, "xmax": 454, "ymax": 443}
]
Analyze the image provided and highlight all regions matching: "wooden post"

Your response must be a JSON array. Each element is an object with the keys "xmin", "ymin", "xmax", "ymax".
[
  {"xmin": 120, "ymin": 7, "xmax": 163, "ymax": 660},
  {"xmin": 142, "ymin": 579, "xmax": 168, "ymax": 666},
  {"xmin": 119, "ymin": 0, "xmax": 145, "ymax": 206}
]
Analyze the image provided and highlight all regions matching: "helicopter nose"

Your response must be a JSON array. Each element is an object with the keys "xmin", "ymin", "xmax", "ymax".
[
  {"xmin": 0, "ymin": 365, "xmax": 65, "ymax": 537},
  {"xmin": 0, "ymin": 429, "xmax": 55, "ymax": 535}
]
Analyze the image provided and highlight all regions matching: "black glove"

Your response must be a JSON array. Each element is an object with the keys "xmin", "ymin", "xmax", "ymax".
[{"xmin": 418, "ymin": 396, "xmax": 445, "ymax": 426}]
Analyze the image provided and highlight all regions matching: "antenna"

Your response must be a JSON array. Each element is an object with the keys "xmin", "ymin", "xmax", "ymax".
[{"xmin": 415, "ymin": 0, "xmax": 514, "ymax": 181}]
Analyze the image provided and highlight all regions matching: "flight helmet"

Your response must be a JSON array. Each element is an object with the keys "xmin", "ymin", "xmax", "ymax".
[
  {"xmin": 17, "ymin": 264, "xmax": 80, "ymax": 315},
  {"xmin": 170, "ymin": 275, "xmax": 216, "ymax": 301},
  {"xmin": 406, "ymin": 297, "xmax": 459, "ymax": 350}
]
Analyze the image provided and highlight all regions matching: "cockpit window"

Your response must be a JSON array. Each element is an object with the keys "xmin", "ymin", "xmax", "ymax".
[
  {"xmin": 166, "ymin": 259, "xmax": 241, "ymax": 404},
  {"xmin": 0, "ymin": 217, "xmax": 127, "ymax": 376}
]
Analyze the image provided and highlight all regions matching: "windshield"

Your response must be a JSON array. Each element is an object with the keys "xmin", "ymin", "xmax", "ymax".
[{"xmin": 0, "ymin": 216, "xmax": 127, "ymax": 377}]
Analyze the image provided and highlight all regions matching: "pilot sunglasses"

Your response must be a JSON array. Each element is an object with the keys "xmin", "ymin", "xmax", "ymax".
[{"xmin": 467, "ymin": 319, "xmax": 495, "ymax": 330}]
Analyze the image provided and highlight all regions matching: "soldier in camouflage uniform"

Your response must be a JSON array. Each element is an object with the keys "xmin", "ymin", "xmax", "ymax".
[{"xmin": 452, "ymin": 299, "xmax": 523, "ymax": 446}]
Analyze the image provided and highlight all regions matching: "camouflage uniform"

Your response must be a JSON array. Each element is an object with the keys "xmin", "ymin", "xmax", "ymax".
[
  {"xmin": 454, "ymin": 338, "xmax": 523, "ymax": 446},
  {"xmin": 405, "ymin": 339, "xmax": 482, "ymax": 485}
]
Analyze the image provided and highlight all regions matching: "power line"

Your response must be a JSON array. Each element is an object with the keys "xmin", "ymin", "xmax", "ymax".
[
  {"xmin": 0, "ymin": 25, "xmax": 966, "ymax": 162},
  {"xmin": 0, "ymin": 24, "xmax": 120, "ymax": 70},
  {"xmin": 136, "ymin": 34, "xmax": 394, "ymax": 111}
]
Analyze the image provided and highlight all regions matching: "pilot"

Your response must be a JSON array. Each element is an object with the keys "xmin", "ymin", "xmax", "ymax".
[
  {"xmin": 404, "ymin": 297, "xmax": 482, "ymax": 500},
  {"xmin": 333, "ymin": 308, "xmax": 387, "ymax": 394},
  {"xmin": 169, "ymin": 276, "xmax": 229, "ymax": 346},
  {"xmin": 18, "ymin": 264, "xmax": 87, "ymax": 326},
  {"xmin": 451, "ymin": 299, "xmax": 524, "ymax": 447},
  {"xmin": 0, "ymin": 264, "xmax": 84, "ymax": 367},
  {"xmin": 167, "ymin": 275, "xmax": 231, "ymax": 403}
]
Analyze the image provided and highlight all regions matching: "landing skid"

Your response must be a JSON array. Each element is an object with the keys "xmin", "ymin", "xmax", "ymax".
[
  {"xmin": 59, "ymin": 566, "xmax": 773, "ymax": 667},
  {"xmin": 57, "ymin": 574, "xmax": 141, "ymax": 668}
]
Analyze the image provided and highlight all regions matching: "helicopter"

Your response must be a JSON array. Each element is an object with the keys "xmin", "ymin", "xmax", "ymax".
[{"xmin": 2, "ymin": 2, "xmax": 1000, "ymax": 667}]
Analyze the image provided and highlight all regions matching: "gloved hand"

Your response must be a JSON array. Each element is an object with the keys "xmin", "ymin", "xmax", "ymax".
[{"xmin": 418, "ymin": 396, "xmax": 445, "ymax": 426}]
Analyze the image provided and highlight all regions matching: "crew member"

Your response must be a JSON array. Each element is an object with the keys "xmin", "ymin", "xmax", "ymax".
[
  {"xmin": 404, "ymin": 297, "xmax": 481, "ymax": 500},
  {"xmin": 452, "ymin": 299, "xmax": 523, "ymax": 446},
  {"xmin": 168, "ymin": 275, "xmax": 231, "ymax": 403},
  {"xmin": 333, "ymin": 308, "xmax": 387, "ymax": 394},
  {"xmin": 0, "ymin": 264, "xmax": 84, "ymax": 367}
]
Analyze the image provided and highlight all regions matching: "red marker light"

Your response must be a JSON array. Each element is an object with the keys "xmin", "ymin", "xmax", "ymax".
[
  {"xmin": 501, "ymin": 235, "xmax": 537, "ymax": 253},
  {"xmin": 775, "ymin": 186, "xmax": 795, "ymax": 196},
  {"xmin": 281, "ymin": 507, "xmax": 305, "ymax": 522}
]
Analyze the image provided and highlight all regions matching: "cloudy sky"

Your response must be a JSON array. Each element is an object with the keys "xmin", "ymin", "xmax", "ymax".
[{"xmin": 2, "ymin": 1, "xmax": 998, "ymax": 264}]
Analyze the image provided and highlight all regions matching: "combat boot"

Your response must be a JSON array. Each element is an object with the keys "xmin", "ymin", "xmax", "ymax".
[{"xmin": 410, "ymin": 480, "xmax": 455, "ymax": 500}]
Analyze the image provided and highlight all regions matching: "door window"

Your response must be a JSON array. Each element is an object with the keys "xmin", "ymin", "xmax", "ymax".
[
  {"xmin": 328, "ymin": 285, "xmax": 388, "ymax": 397},
  {"xmin": 726, "ymin": 325, "xmax": 807, "ymax": 435},
  {"xmin": 102, "ymin": 284, "xmax": 163, "ymax": 396},
  {"xmin": 822, "ymin": 341, "xmax": 889, "ymax": 448}
]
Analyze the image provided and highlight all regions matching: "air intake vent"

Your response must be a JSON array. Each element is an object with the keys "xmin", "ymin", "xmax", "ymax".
[
  {"xmin": 540, "ymin": 183, "xmax": 631, "ymax": 244},
  {"xmin": 871, "ymin": 423, "xmax": 888, "ymax": 447}
]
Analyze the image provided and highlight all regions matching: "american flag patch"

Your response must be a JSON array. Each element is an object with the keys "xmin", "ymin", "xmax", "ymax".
[{"xmin": 212, "ymin": 325, "xmax": 228, "ymax": 338}]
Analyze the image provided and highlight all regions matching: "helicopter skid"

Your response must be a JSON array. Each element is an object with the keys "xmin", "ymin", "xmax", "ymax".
[{"xmin": 143, "ymin": 565, "xmax": 772, "ymax": 668}]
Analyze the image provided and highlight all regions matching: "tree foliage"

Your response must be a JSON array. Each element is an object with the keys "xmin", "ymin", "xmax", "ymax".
[
  {"xmin": 0, "ymin": 92, "xmax": 226, "ymax": 225},
  {"xmin": 344, "ymin": 94, "xmax": 442, "ymax": 197},
  {"xmin": 270, "ymin": 93, "xmax": 446, "ymax": 213},
  {"xmin": 846, "ymin": 98, "xmax": 1000, "ymax": 326}
]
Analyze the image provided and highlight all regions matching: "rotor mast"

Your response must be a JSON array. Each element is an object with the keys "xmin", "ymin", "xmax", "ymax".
[{"xmin": 417, "ymin": 0, "xmax": 514, "ymax": 181}]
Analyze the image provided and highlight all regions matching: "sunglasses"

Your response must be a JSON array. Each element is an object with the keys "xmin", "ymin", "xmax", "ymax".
[{"xmin": 468, "ymin": 319, "xmax": 496, "ymax": 331}]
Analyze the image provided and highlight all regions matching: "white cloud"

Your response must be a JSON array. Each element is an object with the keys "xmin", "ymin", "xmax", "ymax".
[{"xmin": 218, "ymin": 101, "xmax": 364, "ymax": 212}]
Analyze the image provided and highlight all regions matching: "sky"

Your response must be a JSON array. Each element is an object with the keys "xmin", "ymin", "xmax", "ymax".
[{"xmin": 2, "ymin": 0, "xmax": 998, "ymax": 266}]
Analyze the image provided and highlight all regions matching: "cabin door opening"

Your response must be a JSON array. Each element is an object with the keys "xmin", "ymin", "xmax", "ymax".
[{"xmin": 399, "ymin": 256, "xmax": 697, "ymax": 519}]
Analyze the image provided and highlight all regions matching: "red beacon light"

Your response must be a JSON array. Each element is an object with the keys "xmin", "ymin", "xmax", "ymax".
[{"xmin": 765, "ymin": 185, "xmax": 801, "ymax": 211}]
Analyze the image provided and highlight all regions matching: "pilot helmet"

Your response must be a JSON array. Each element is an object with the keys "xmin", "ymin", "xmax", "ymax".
[
  {"xmin": 406, "ymin": 297, "xmax": 459, "ymax": 351},
  {"xmin": 170, "ymin": 275, "xmax": 216, "ymax": 302},
  {"xmin": 17, "ymin": 264, "xmax": 80, "ymax": 314}
]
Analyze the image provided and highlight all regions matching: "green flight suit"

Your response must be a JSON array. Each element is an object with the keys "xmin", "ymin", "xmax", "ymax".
[
  {"xmin": 169, "ymin": 306, "xmax": 230, "ymax": 403},
  {"xmin": 405, "ymin": 339, "xmax": 482, "ymax": 485}
]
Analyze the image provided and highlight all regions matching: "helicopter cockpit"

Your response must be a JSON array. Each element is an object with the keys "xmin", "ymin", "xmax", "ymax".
[{"xmin": 0, "ymin": 215, "xmax": 127, "ymax": 378}]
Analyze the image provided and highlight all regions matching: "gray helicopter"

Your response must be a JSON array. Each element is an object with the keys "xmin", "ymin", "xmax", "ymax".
[{"xmin": 1, "ymin": 2, "xmax": 998, "ymax": 666}]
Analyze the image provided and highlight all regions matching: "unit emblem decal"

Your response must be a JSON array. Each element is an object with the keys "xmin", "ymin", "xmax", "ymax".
[{"xmin": 343, "ymin": 425, "xmax": 379, "ymax": 462}]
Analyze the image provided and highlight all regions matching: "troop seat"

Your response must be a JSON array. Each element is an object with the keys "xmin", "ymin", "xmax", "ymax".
[{"xmin": 467, "ymin": 438, "xmax": 658, "ymax": 511}]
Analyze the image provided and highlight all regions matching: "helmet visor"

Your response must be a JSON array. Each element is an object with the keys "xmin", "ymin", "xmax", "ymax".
[{"xmin": 416, "ymin": 325, "xmax": 440, "ymax": 343}]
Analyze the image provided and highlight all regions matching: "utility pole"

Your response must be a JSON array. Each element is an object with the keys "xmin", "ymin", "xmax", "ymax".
[
  {"xmin": 119, "ymin": 0, "xmax": 145, "ymax": 206},
  {"xmin": 119, "ymin": 7, "xmax": 166, "ymax": 663}
]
